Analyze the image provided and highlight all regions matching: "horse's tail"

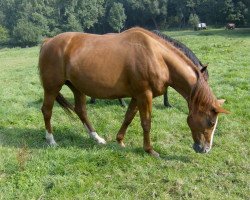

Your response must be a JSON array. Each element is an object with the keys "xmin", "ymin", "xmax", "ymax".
[{"xmin": 55, "ymin": 93, "xmax": 75, "ymax": 115}]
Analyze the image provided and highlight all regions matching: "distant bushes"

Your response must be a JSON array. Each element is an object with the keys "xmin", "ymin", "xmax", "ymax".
[
  {"xmin": 0, "ymin": 0, "xmax": 249, "ymax": 47},
  {"xmin": 12, "ymin": 19, "xmax": 42, "ymax": 47},
  {"xmin": 0, "ymin": 26, "xmax": 9, "ymax": 44}
]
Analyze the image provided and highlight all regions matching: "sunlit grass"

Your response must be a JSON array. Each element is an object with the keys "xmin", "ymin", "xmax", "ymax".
[{"xmin": 0, "ymin": 28, "xmax": 249, "ymax": 199}]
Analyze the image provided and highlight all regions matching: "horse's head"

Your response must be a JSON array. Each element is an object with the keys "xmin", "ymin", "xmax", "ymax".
[{"xmin": 187, "ymin": 99, "xmax": 229, "ymax": 153}]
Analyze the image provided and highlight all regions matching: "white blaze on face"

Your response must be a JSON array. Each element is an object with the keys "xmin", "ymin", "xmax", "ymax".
[{"xmin": 209, "ymin": 116, "xmax": 218, "ymax": 148}]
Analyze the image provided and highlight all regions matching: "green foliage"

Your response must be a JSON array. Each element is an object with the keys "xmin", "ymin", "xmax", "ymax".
[
  {"xmin": 12, "ymin": 18, "xmax": 42, "ymax": 46},
  {"xmin": 65, "ymin": 14, "xmax": 83, "ymax": 32},
  {"xmin": 77, "ymin": 0, "xmax": 105, "ymax": 29},
  {"xmin": 126, "ymin": 0, "xmax": 168, "ymax": 29},
  {"xmin": 108, "ymin": 2, "xmax": 126, "ymax": 32},
  {"xmin": 188, "ymin": 13, "xmax": 200, "ymax": 29},
  {"xmin": 0, "ymin": 25, "xmax": 9, "ymax": 43}
]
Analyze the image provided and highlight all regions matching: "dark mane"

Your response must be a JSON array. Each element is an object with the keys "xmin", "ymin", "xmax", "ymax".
[
  {"xmin": 152, "ymin": 30, "xmax": 209, "ymax": 79},
  {"xmin": 150, "ymin": 30, "xmax": 213, "ymax": 112}
]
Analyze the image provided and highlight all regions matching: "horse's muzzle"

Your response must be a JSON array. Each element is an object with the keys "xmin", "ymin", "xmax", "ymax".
[{"xmin": 193, "ymin": 143, "xmax": 211, "ymax": 153}]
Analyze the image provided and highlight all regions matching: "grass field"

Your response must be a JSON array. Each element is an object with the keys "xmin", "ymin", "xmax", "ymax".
[{"xmin": 0, "ymin": 28, "xmax": 249, "ymax": 199}]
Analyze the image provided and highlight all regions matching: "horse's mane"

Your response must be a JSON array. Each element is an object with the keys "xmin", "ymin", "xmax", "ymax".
[
  {"xmin": 125, "ymin": 27, "xmax": 214, "ymax": 113},
  {"xmin": 189, "ymin": 75, "xmax": 216, "ymax": 114},
  {"xmin": 152, "ymin": 30, "xmax": 202, "ymax": 68},
  {"xmin": 150, "ymin": 30, "xmax": 214, "ymax": 112},
  {"xmin": 151, "ymin": 30, "xmax": 209, "ymax": 80}
]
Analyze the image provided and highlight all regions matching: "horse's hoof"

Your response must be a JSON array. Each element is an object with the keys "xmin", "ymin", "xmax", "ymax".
[
  {"xmin": 164, "ymin": 104, "xmax": 172, "ymax": 108},
  {"xmin": 47, "ymin": 140, "xmax": 58, "ymax": 147},
  {"xmin": 97, "ymin": 138, "xmax": 106, "ymax": 145},
  {"xmin": 121, "ymin": 103, "xmax": 127, "ymax": 107},
  {"xmin": 45, "ymin": 132, "xmax": 57, "ymax": 146},
  {"xmin": 148, "ymin": 150, "xmax": 160, "ymax": 158},
  {"xmin": 118, "ymin": 141, "xmax": 126, "ymax": 148},
  {"xmin": 89, "ymin": 132, "xmax": 106, "ymax": 144}
]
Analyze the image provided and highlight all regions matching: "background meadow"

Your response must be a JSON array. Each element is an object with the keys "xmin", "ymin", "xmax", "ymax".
[{"xmin": 0, "ymin": 28, "xmax": 249, "ymax": 199}]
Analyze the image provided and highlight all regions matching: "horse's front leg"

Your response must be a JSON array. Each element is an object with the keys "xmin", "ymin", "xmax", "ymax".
[
  {"xmin": 116, "ymin": 98, "xmax": 138, "ymax": 147},
  {"xmin": 137, "ymin": 91, "xmax": 159, "ymax": 157},
  {"xmin": 118, "ymin": 98, "xmax": 127, "ymax": 107}
]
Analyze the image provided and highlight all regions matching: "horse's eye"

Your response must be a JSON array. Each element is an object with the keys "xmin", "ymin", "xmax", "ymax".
[{"xmin": 208, "ymin": 120, "xmax": 215, "ymax": 127}]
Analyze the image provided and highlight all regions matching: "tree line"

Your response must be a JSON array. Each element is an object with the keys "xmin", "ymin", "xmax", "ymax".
[{"xmin": 0, "ymin": 0, "xmax": 249, "ymax": 46}]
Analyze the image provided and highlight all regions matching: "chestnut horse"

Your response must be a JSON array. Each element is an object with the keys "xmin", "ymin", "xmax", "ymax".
[
  {"xmin": 90, "ymin": 30, "xmax": 209, "ymax": 108},
  {"xmin": 39, "ymin": 27, "xmax": 229, "ymax": 157}
]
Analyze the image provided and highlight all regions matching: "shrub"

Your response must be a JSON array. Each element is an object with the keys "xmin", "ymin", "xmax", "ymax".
[
  {"xmin": 0, "ymin": 26, "xmax": 9, "ymax": 44},
  {"xmin": 108, "ymin": 2, "xmax": 126, "ymax": 33},
  {"xmin": 188, "ymin": 13, "xmax": 200, "ymax": 30},
  {"xmin": 12, "ymin": 18, "xmax": 42, "ymax": 46}
]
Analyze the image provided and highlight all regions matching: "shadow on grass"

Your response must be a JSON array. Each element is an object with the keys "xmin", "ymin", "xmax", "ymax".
[
  {"xmin": 0, "ymin": 126, "xmax": 97, "ymax": 150},
  {"xmin": 0, "ymin": 125, "xmax": 191, "ymax": 162},
  {"xmin": 28, "ymin": 96, "xmax": 130, "ymax": 109},
  {"xmin": 130, "ymin": 147, "xmax": 191, "ymax": 163}
]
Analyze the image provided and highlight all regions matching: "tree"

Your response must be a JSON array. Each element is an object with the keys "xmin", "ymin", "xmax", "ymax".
[
  {"xmin": 75, "ymin": 0, "xmax": 105, "ymax": 30},
  {"xmin": 108, "ymin": 2, "xmax": 126, "ymax": 32},
  {"xmin": 12, "ymin": 18, "xmax": 42, "ymax": 46},
  {"xmin": 126, "ymin": 0, "xmax": 168, "ymax": 29},
  {"xmin": 188, "ymin": 13, "xmax": 199, "ymax": 30},
  {"xmin": 222, "ymin": 0, "xmax": 248, "ymax": 25},
  {"xmin": 65, "ymin": 13, "xmax": 82, "ymax": 32},
  {"xmin": 0, "ymin": 25, "xmax": 9, "ymax": 43}
]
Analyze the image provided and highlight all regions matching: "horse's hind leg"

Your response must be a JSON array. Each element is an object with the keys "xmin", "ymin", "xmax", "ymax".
[
  {"xmin": 118, "ymin": 98, "xmax": 127, "ymax": 107},
  {"xmin": 68, "ymin": 84, "xmax": 106, "ymax": 144},
  {"xmin": 42, "ymin": 91, "xmax": 60, "ymax": 146},
  {"xmin": 163, "ymin": 88, "xmax": 172, "ymax": 107},
  {"xmin": 116, "ymin": 98, "xmax": 138, "ymax": 147},
  {"xmin": 90, "ymin": 97, "xmax": 96, "ymax": 104}
]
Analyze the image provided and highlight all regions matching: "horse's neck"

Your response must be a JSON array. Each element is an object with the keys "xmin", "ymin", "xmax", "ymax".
[
  {"xmin": 168, "ymin": 62, "xmax": 198, "ymax": 102},
  {"xmin": 159, "ymin": 39, "xmax": 199, "ymax": 101}
]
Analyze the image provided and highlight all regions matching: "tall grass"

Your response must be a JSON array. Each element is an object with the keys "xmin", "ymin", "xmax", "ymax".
[{"xmin": 0, "ymin": 28, "xmax": 249, "ymax": 199}]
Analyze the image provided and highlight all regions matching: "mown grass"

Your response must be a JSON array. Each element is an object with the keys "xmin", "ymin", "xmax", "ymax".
[{"xmin": 0, "ymin": 28, "xmax": 249, "ymax": 199}]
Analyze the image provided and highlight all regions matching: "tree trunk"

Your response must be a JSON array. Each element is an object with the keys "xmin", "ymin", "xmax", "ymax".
[{"xmin": 152, "ymin": 17, "xmax": 158, "ymax": 30}]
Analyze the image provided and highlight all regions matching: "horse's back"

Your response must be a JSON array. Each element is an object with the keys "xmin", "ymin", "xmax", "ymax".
[{"xmin": 39, "ymin": 30, "xmax": 168, "ymax": 98}]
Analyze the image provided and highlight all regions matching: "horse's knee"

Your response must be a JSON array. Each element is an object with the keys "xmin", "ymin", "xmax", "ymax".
[{"xmin": 41, "ymin": 106, "xmax": 52, "ymax": 118}]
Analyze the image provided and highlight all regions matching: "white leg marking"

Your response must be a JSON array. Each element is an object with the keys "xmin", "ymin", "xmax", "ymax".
[
  {"xmin": 89, "ymin": 132, "xmax": 106, "ymax": 144},
  {"xmin": 45, "ymin": 131, "xmax": 57, "ymax": 146},
  {"xmin": 84, "ymin": 124, "xmax": 106, "ymax": 144},
  {"xmin": 209, "ymin": 117, "xmax": 218, "ymax": 148}
]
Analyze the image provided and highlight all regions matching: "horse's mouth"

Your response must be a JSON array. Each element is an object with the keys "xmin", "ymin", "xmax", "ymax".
[{"xmin": 193, "ymin": 143, "xmax": 211, "ymax": 153}]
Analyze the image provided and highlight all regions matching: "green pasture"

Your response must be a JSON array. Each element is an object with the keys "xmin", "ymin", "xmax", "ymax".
[{"xmin": 0, "ymin": 28, "xmax": 249, "ymax": 199}]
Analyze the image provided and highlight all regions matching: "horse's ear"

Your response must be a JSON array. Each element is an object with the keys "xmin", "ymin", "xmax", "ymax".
[
  {"xmin": 213, "ymin": 106, "xmax": 230, "ymax": 114},
  {"xmin": 200, "ymin": 64, "xmax": 208, "ymax": 73},
  {"xmin": 213, "ymin": 99, "xmax": 230, "ymax": 114},
  {"xmin": 217, "ymin": 99, "xmax": 226, "ymax": 106}
]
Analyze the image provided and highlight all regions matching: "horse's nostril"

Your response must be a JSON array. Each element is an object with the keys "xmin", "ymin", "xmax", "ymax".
[{"xmin": 193, "ymin": 143, "xmax": 203, "ymax": 153}]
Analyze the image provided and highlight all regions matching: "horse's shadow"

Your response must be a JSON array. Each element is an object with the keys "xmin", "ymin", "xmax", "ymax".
[
  {"xmin": 28, "ymin": 97, "xmax": 130, "ymax": 110},
  {"xmin": 0, "ymin": 125, "xmax": 191, "ymax": 163},
  {"xmin": 0, "ymin": 126, "xmax": 97, "ymax": 150}
]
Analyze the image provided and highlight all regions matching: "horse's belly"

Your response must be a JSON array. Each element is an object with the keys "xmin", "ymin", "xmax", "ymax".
[{"xmin": 68, "ymin": 68, "xmax": 130, "ymax": 99}]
